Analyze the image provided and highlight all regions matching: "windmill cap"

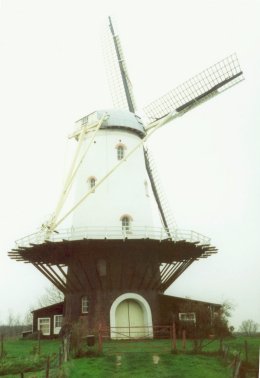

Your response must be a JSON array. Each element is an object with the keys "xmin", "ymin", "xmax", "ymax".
[{"xmin": 75, "ymin": 109, "xmax": 146, "ymax": 137}]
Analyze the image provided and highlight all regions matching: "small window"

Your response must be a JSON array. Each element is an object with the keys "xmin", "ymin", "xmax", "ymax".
[
  {"xmin": 116, "ymin": 144, "xmax": 126, "ymax": 160},
  {"xmin": 179, "ymin": 312, "xmax": 196, "ymax": 323},
  {"xmin": 54, "ymin": 315, "xmax": 63, "ymax": 335},
  {"xmin": 121, "ymin": 216, "xmax": 131, "ymax": 233},
  {"xmin": 144, "ymin": 180, "xmax": 149, "ymax": 197},
  {"xmin": 82, "ymin": 296, "xmax": 89, "ymax": 314},
  {"xmin": 97, "ymin": 259, "xmax": 107, "ymax": 276},
  {"xmin": 90, "ymin": 177, "xmax": 96, "ymax": 188},
  {"xmin": 38, "ymin": 317, "xmax": 50, "ymax": 335},
  {"xmin": 87, "ymin": 176, "xmax": 97, "ymax": 191}
]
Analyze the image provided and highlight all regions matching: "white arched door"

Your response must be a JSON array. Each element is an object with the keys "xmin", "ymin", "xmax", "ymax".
[{"xmin": 115, "ymin": 299, "xmax": 145, "ymax": 338}]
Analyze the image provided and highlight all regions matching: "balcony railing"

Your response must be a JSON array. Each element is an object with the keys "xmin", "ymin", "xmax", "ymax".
[{"xmin": 15, "ymin": 226, "xmax": 211, "ymax": 248}]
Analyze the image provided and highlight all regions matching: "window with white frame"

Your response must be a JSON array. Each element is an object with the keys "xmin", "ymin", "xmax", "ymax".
[
  {"xmin": 179, "ymin": 312, "xmax": 196, "ymax": 323},
  {"xmin": 53, "ymin": 315, "xmax": 63, "ymax": 335},
  {"xmin": 117, "ymin": 145, "xmax": 125, "ymax": 160},
  {"xmin": 38, "ymin": 317, "xmax": 51, "ymax": 335},
  {"xmin": 121, "ymin": 215, "xmax": 132, "ymax": 233},
  {"xmin": 88, "ymin": 176, "xmax": 96, "ymax": 191},
  {"xmin": 81, "ymin": 296, "xmax": 89, "ymax": 314}
]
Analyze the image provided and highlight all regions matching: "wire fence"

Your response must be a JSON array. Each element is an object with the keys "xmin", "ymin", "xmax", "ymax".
[
  {"xmin": 220, "ymin": 341, "xmax": 259, "ymax": 378},
  {"xmin": 99, "ymin": 324, "xmax": 176, "ymax": 354}
]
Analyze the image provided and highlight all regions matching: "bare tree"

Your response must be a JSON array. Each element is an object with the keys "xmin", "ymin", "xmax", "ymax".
[
  {"xmin": 239, "ymin": 319, "xmax": 258, "ymax": 336},
  {"xmin": 0, "ymin": 311, "xmax": 25, "ymax": 338},
  {"xmin": 23, "ymin": 308, "xmax": 33, "ymax": 326},
  {"xmin": 37, "ymin": 284, "xmax": 64, "ymax": 308}
]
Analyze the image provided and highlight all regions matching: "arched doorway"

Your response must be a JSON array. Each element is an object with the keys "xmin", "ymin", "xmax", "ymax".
[
  {"xmin": 110, "ymin": 293, "xmax": 153, "ymax": 339},
  {"xmin": 115, "ymin": 299, "xmax": 144, "ymax": 338}
]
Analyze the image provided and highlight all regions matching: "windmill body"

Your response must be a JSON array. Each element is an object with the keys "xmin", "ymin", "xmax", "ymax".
[
  {"xmin": 9, "ymin": 18, "xmax": 243, "ymax": 339},
  {"xmin": 63, "ymin": 108, "xmax": 171, "ymax": 336},
  {"xmin": 71, "ymin": 109, "xmax": 157, "ymax": 233}
]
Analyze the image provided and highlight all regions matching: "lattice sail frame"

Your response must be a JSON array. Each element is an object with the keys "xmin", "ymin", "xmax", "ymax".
[
  {"xmin": 102, "ymin": 18, "xmax": 136, "ymax": 112},
  {"xmin": 143, "ymin": 53, "xmax": 243, "ymax": 120}
]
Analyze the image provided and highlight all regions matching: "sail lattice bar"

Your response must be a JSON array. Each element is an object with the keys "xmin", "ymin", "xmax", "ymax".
[
  {"xmin": 102, "ymin": 17, "xmax": 136, "ymax": 112},
  {"xmin": 143, "ymin": 53, "xmax": 243, "ymax": 120}
]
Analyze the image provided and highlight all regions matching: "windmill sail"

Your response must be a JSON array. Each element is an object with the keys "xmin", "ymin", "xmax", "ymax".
[
  {"xmin": 144, "ymin": 147, "xmax": 177, "ymax": 238},
  {"xmin": 143, "ymin": 53, "xmax": 243, "ymax": 121},
  {"xmin": 103, "ymin": 17, "xmax": 136, "ymax": 112}
]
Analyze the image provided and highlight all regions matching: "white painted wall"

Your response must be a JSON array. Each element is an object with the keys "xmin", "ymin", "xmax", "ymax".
[{"xmin": 71, "ymin": 125, "xmax": 156, "ymax": 236}]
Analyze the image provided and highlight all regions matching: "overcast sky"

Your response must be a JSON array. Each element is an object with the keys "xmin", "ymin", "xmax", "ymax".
[{"xmin": 0, "ymin": 0, "xmax": 259, "ymax": 329}]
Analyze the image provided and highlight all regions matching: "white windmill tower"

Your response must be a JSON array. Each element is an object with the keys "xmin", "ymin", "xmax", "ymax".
[{"xmin": 9, "ymin": 17, "xmax": 243, "ymax": 338}]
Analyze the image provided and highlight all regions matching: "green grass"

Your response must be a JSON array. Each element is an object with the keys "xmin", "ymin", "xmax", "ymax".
[
  {"xmin": 0, "ymin": 339, "xmax": 60, "ymax": 377},
  {"xmin": 0, "ymin": 336, "xmax": 258, "ymax": 377},
  {"xmin": 2, "ymin": 338, "xmax": 60, "ymax": 357},
  {"xmin": 60, "ymin": 353, "xmax": 231, "ymax": 378},
  {"xmin": 224, "ymin": 336, "xmax": 259, "ymax": 367}
]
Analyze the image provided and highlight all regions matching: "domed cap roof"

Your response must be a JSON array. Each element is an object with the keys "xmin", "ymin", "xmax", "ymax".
[{"xmin": 76, "ymin": 109, "xmax": 146, "ymax": 138}]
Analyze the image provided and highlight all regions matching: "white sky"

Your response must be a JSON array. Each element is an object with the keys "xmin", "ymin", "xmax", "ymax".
[{"xmin": 0, "ymin": 0, "xmax": 259, "ymax": 329}]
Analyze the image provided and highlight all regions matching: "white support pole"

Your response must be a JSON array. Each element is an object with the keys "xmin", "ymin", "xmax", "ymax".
[{"xmin": 45, "ymin": 115, "xmax": 106, "ymax": 236}]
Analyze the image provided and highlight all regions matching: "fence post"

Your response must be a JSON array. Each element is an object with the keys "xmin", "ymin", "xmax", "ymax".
[
  {"xmin": 224, "ymin": 346, "xmax": 229, "ymax": 363},
  {"xmin": 172, "ymin": 322, "xmax": 177, "ymax": 352},
  {"xmin": 0, "ymin": 334, "xmax": 3, "ymax": 358},
  {"xmin": 98, "ymin": 323, "xmax": 103, "ymax": 354},
  {"xmin": 232, "ymin": 354, "xmax": 238, "ymax": 378},
  {"xmin": 38, "ymin": 331, "xmax": 41, "ymax": 355},
  {"xmin": 59, "ymin": 346, "xmax": 63, "ymax": 368},
  {"xmin": 219, "ymin": 337, "xmax": 223, "ymax": 352},
  {"xmin": 45, "ymin": 355, "xmax": 50, "ymax": 378},
  {"xmin": 182, "ymin": 329, "xmax": 186, "ymax": 351},
  {"xmin": 233, "ymin": 357, "xmax": 241, "ymax": 378},
  {"xmin": 244, "ymin": 340, "xmax": 248, "ymax": 363}
]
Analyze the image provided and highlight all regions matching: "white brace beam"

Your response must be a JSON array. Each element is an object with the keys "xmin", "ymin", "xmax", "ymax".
[{"xmin": 44, "ymin": 114, "xmax": 106, "ymax": 236}]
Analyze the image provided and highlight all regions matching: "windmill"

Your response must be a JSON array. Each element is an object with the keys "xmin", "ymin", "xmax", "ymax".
[{"xmin": 9, "ymin": 17, "xmax": 243, "ymax": 338}]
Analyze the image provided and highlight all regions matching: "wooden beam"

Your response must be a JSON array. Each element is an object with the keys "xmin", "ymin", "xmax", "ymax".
[
  {"xmin": 33, "ymin": 263, "xmax": 65, "ymax": 293},
  {"xmin": 56, "ymin": 265, "xmax": 76, "ymax": 292}
]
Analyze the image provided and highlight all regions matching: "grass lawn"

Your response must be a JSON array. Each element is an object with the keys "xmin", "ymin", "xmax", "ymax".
[
  {"xmin": 224, "ymin": 336, "xmax": 259, "ymax": 367},
  {"xmin": 59, "ymin": 353, "xmax": 231, "ymax": 378},
  {"xmin": 0, "ymin": 339, "xmax": 60, "ymax": 377},
  {"xmin": 0, "ymin": 336, "xmax": 258, "ymax": 377}
]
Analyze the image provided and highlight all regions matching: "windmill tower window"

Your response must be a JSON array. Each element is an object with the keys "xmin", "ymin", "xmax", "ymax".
[
  {"xmin": 144, "ymin": 180, "xmax": 149, "ymax": 197},
  {"xmin": 81, "ymin": 296, "xmax": 89, "ymax": 314},
  {"xmin": 121, "ymin": 215, "xmax": 132, "ymax": 233},
  {"xmin": 116, "ymin": 144, "xmax": 126, "ymax": 160},
  {"xmin": 88, "ymin": 176, "xmax": 97, "ymax": 191}
]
